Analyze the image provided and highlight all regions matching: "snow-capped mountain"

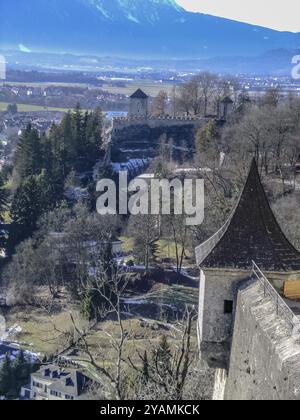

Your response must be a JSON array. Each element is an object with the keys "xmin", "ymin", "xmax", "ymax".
[
  {"xmin": 0, "ymin": 0, "xmax": 299, "ymax": 58},
  {"xmin": 84, "ymin": 0, "xmax": 183, "ymax": 23}
]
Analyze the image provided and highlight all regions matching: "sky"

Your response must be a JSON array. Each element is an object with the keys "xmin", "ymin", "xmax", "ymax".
[{"xmin": 177, "ymin": 0, "xmax": 300, "ymax": 32}]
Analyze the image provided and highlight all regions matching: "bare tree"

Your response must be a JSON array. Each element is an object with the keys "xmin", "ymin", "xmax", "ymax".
[
  {"xmin": 127, "ymin": 307, "xmax": 197, "ymax": 400},
  {"xmin": 54, "ymin": 261, "xmax": 130, "ymax": 400},
  {"xmin": 194, "ymin": 72, "xmax": 218, "ymax": 116},
  {"xmin": 152, "ymin": 90, "xmax": 168, "ymax": 117},
  {"xmin": 127, "ymin": 213, "xmax": 159, "ymax": 275}
]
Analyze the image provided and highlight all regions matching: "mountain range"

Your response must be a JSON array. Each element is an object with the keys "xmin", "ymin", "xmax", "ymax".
[{"xmin": 0, "ymin": 0, "xmax": 300, "ymax": 59}]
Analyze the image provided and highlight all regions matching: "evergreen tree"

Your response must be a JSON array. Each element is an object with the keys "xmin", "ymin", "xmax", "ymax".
[
  {"xmin": 154, "ymin": 335, "xmax": 172, "ymax": 375},
  {"xmin": 72, "ymin": 103, "xmax": 84, "ymax": 164},
  {"xmin": 61, "ymin": 111, "xmax": 75, "ymax": 164},
  {"xmin": 0, "ymin": 173, "xmax": 8, "ymax": 251},
  {"xmin": 0, "ymin": 354, "xmax": 12, "ymax": 396},
  {"xmin": 15, "ymin": 124, "xmax": 42, "ymax": 180},
  {"xmin": 142, "ymin": 351, "xmax": 149, "ymax": 384},
  {"xmin": 6, "ymin": 103, "xmax": 18, "ymax": 114},
  {"xmin": 47, "ymin": 125, "xmax": 65, "ymax": 182},
  {"xmin": 85, "ymin": 108, "xmax": 103, "ymax": 160},
  {"xmin": 11, "ymin": 175, "xmax": 44, "ymax": 239},
  {"xmin": 14, "ymin": 350, "xmax": 29, "ymax": 384},
  {"xmin": 8, "ymin": 104, "xmax": 104, "ymax": 248},
  {"xmin": 0, "ymin": 173, "xmax": 8, "ymax": 222}
]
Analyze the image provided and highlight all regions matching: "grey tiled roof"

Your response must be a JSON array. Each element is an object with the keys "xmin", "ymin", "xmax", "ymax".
[
  {"xmin": 196, "ymin": 159, "xmax": 300, "ymax": 271},
  {"xmin": 32, "ymin": 365, "xmax": 86, "ymax": 397}
]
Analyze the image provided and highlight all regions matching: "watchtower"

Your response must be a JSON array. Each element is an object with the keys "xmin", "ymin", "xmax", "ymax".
[
  {"xmin": 129, "ymin": 89, "xmax": 148, "ymax": 118},
  {"xmin": 195, "ymin": 159, "xmax": 300, "ymax": 368}
]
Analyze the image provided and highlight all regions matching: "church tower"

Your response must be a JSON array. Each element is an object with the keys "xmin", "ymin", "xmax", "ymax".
[
  {"xmin": 129, "ymin": 89, "xmax": 148, "ymax": 118},
  {"xmin": 196, "ymin": 159, "xmax": 300, "ymax": 368}
]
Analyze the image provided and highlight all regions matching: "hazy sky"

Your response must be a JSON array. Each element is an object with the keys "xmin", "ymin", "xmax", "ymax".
[{"xmin": 177, "ymin": 0, "xmax": 300, "ymax": 32}]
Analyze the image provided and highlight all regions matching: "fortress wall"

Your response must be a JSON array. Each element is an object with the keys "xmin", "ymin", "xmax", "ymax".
[
  {"xmin": 225, "ymin": 279, "xmax": 300, "ymax": 400},
  {"xmin": 112, "ymin": 117, "xmax": 205, "ymax": 131},
  {"xmin": 111, "ymin": 120, "xmax": 203, "ymax": 162}
]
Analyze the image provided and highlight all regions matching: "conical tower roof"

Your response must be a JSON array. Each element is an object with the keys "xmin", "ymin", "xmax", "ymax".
[{"xmin": 196, "ymin": 159, "xmax": 300, "ymax": 271}]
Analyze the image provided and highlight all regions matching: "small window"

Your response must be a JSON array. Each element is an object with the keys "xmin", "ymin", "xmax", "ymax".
[{"xmin": 224, "ymin": 300, "xmax": 233, "ymax": 314}]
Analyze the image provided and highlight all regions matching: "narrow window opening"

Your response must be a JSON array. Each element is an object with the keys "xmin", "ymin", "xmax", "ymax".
[{"xmin": 224, "ymin": 300, "xmax": 233, "ymax": 314}]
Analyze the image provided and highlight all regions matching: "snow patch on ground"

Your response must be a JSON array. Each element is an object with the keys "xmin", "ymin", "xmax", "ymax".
[
  {"xmin": 112, "ymin": 158, "xmax": 150, "ymax": 175},
  {"xmin": 122, "ymin": 298, "xmax": 147, "ymax": 305},
  {"xmin": 0, "ymin": 324, "xmax": 22, "ymax": 342}
]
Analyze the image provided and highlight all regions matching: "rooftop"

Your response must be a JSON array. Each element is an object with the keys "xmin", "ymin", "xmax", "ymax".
[
  {"xmin": 32, "ymin": 365, "xmax": 87, "ymax": 397},
  {"xmin": 130, "ymin": 89, "xmax": 148, "ymax": 99},
  {"xmin": 196, "ymin": 159, "xmax": 300, "ymax": 271}
]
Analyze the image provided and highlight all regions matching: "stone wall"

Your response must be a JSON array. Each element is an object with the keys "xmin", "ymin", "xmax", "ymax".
[
  {"xmin": 225, "ymin": 278, "xmax": 300, "ymax": 400},
  {"xmin": 198, "ymin": 269, "xmax": 251, "ymax": 369},
  {"xmin": 113, "ymin": 116, "xmax": 205, "ymax": 131},
  {"xmin": 129, "ymin": 98, "xmax": 148, "ymax": 119},
  {"xmin": 110, "ymin": 116, "xmax": 210, "ymax": 162},
  {"xmin": 111, "ymin": 121, "xmax": 203, "ymax": 162}
]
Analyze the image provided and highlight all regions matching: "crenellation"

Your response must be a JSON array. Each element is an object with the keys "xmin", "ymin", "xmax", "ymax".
[{"xmin": 109, "ymin": 88, "xmax": 227, "ymax": 164}]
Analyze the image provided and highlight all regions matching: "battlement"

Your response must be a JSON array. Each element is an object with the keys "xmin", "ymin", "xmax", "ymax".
[
  {"xmin": 112, "ymin": 115, "xmax": 206, "ymax": 131},
  {"xmin": 113, "ymin": 115, "xmax": 203, "ymax": 122}
]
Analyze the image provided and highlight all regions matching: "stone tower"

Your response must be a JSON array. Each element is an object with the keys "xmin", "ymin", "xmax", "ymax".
[
  {"xmin": 196, "ymin": 159, "xmax": 300, "ymax": 368},
  {"xmin": 129, "ymin": 89, "xmax": 148, "ymax": 118}
]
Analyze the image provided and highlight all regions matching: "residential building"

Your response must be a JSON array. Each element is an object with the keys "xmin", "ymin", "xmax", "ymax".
[{"xmin": 21, "ymin": 365, "xmax": 89, "ymax": 400}]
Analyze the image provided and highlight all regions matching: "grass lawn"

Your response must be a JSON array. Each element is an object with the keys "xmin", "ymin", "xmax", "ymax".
[
  {"xmin": 5, "ymin": 307, "xmax": 86, "ymax": 355},
  {"xmin": 155, "ymin": 239, "xmax": 193, "ymax": 261},
  {"xmin": 3, "ymin": 281, "xmax": 198, "ymax": 359},
  {"xmin": 0, "ymin": 101, "xmax": 78, "ymax": 113},
  {"xmin": 119, "ymin": 236, "xmax": 193, "ymax": 262},
  {"xmin": 152, "ymin": 284, "xmax": 199, "ymax": 308},
  {"xmin": 69, "ymin": 315, "xmax": 198, "ymax": 369},
  {"xmin": 103, "ymin": 81, "xmax": 175, "ymax": 97}
]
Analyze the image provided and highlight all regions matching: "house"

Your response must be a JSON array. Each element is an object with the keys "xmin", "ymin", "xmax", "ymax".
[{"xmin": 21, "ymin": 365, "xmax": 89, "ymax": 400}]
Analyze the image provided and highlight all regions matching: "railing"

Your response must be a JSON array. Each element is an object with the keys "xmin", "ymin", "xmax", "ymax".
[{"xmin": 252, "ymin": 261, "xmax": 300, "ymax": 336}]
